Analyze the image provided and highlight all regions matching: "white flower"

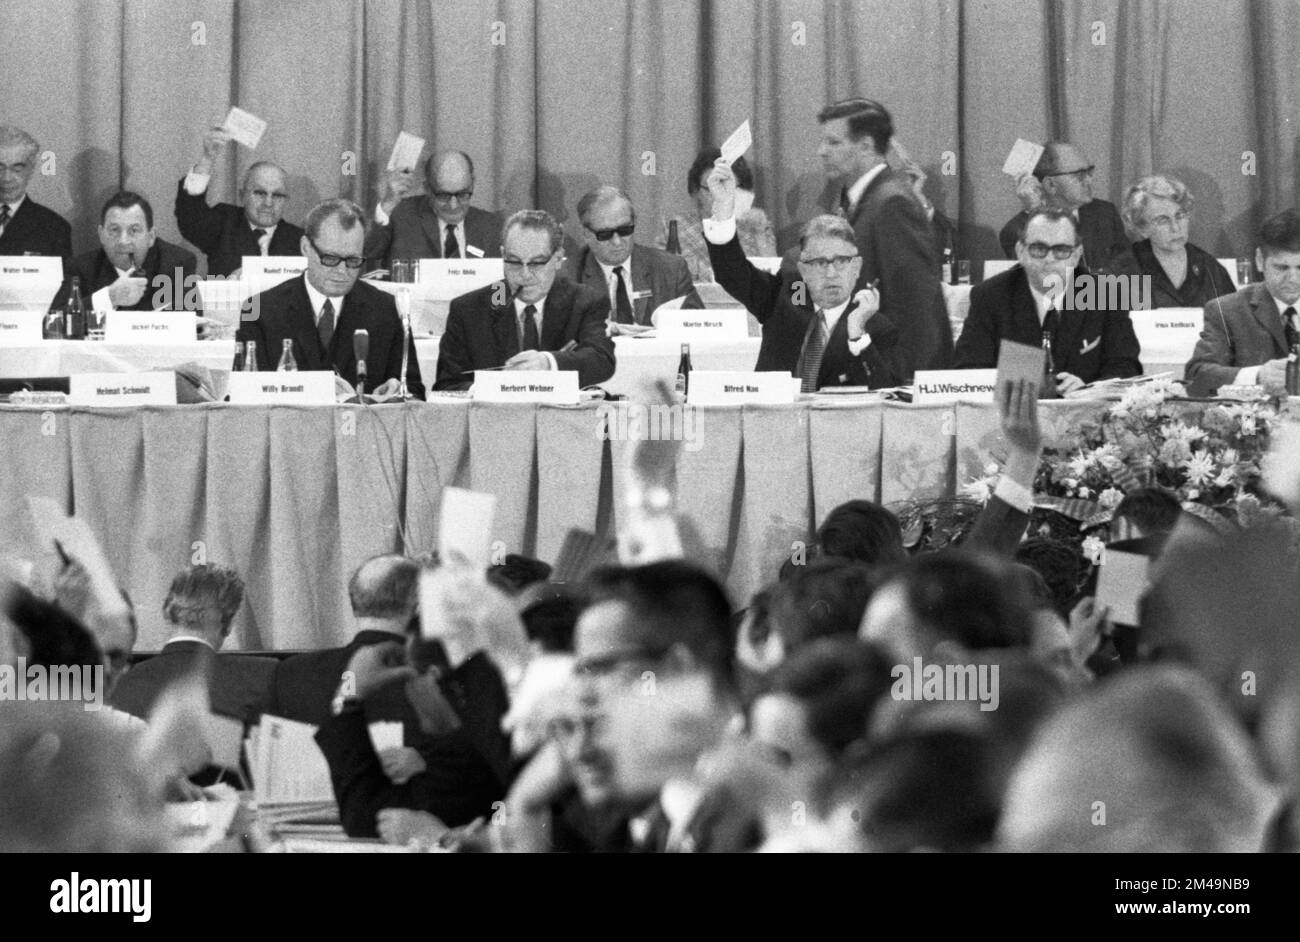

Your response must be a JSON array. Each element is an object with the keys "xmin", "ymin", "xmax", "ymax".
[
  {"xmin": 1183, "ymin": 450, "xmax": 1216, "ymax": 487},
  {"xmin": 1077, "ymin": 486, "xmax": 1093, "ymax": 499},
  {"xmin": 1067, "ymin": 452, "xmax": 1093, "ymax": 477},
  {"xmin": 983, "ymin": 462, "xmax": 999, "ymax": 476},
  {"xmin": 1098, "ymin": 487, "xmax": 1125, "ymax": 509},
  {"xmin": 1081, "ymin": 535, "xmax": 1106, "ymax": 566}
]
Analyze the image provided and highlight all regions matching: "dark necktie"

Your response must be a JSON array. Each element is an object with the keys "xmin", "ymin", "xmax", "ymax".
[
  {"xmin": 522, "ymin": 303, "xmax": 540, "ymax": 351},
  {"xmin": 1284, "ymin": 306, "xmax": 1299, "ymax": 350},
  {"xmin": 318, "ymin": 299, "xmax": 335, "ymax": 352},
  {"xmin": 444, "ymin": 225, "xmax": 460, "ymax": 259},
  {"xmin": 838, "ymin": 188, "xmax": 851, "ymax": 218},
  {"xmin": 613, "ymin": 266, "xmax": 634, "ymax": 323},
  {"xmin": 0, "ymin": 204, "xmax": 9, "ymax": 236},
  {"xmin": 253, "ymin": 228, "xmax": 269, "ymax": 254},
  {"xmin": 799, "ymin": 310, "xmax": 827, "ymax": 393}
]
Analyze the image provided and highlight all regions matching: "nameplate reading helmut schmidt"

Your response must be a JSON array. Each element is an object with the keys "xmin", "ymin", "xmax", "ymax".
[
  {"xmin": 473, "ymin": 369, "xmax": 579, "ymax": 403},
  {"xmin": 69, "ymin": 372, "xmax": 177, "ymax": 407}
]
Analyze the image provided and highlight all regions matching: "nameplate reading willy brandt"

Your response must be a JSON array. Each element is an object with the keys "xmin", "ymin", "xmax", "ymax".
[
  {"xmin": 473, "ymin": 370, "xmax": 579, "ymax": 403},
  {"xmin": 226, "ymin": 371, "xmax": 336, "ymax": 404}
]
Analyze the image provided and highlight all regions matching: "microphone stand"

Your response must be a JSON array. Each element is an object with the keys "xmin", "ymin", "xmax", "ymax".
[{"xmin": 396, "ymin": 286, "xmax": 412, "ymax": 401}]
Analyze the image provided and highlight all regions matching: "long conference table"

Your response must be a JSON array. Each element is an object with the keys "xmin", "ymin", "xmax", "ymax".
[{"xmin": 0, "ymin": 390, "xmax": 1110, "ymax": 652}]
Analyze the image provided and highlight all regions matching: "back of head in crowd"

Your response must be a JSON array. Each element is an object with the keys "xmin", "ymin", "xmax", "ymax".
[
  {"xmin": 817, "ymin": 500, "xmax": 906, "ymax": 567},
  {"xmin": 1111, "ymin": 487, "xmax": 1182, "ymax": 548},
  {"xmin": 1013, "ymin": 538, "xmax": 1088, "ymax": 618},
  {"xmin": 768, "ymin": 558, "xmax": 883, "ymax": 659},
  {"xmin": 517, "ymin": 583, "xmax": 581, "ymax": 654},
  {"xmin": 162, "ymin": 564, "xmax": 245, "ymax": 647}
]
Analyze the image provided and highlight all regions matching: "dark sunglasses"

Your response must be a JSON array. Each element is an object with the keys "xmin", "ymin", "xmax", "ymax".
[{"xmin": 587, "ymin": 223, "xmax": 635, "ymax": 241}]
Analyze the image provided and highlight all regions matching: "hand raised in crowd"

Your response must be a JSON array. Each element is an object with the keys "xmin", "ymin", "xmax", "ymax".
[
  {"xmin": 107, "ymin": 274, "xmax": 148, "ymax": 308},
  {"xmin": 1015, "ymin": 171, "xmax": 1046, "ymax": 213},
  {"xmin": 379, "ymin": 167, "xmax": 416, "ymax": 215},
  {"xmin": 1068, "ymin": 595, "xmax": 1111, "ymax": 668},
  {"xmin": 998, "ymin": 376, "xmax": 1044, "ymax": 489},
  {"xmin": 343, "ymin": 640, "xmax": 415, "ymax": 701},
  {"xmin": 193, "ymin": 124, "xmax": 232, "ymax": 177},
  {"xmin": 378, "ymin": 746, "xmax": 427, "ymax": 785},
  {"xmin": 705, "ymin": 157, "xmax": 738, "ymax": 221}
]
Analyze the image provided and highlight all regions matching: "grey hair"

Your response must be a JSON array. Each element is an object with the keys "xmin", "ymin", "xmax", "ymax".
[
  {"xmin": 0, "ymin": 126, "xmax": 39, "ymax": 163},
  {"xmin": 799, "ymin": 213, "xmax": 858, "ymax": 252},
  {"xmin": 1122, "ymin": 174, "xmax": 1193, "ymax": 233}
]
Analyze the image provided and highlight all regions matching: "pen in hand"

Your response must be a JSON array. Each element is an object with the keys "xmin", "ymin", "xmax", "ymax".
[{"xmin": 462, "ymin": 340, "xmax": 579, "ymax": 373}]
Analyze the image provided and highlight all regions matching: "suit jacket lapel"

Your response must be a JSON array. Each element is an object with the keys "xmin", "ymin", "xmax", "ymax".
[
  {"xmin": 540, "ymin": 280, "xmax": 569, "ymax": 349},
  {"xmin": 421, "ymin": 203, "xmax": 445, "ymax": 259},
  {"xmin": 1010, "ymin": 273, "xmax": 1044, "ymax": 344},
  {"xmin": 491, "ymin": 288, "xmax": 519, "ymax": 360},
  {"xmin": 1249, "ymin": 283, "xmax": 1289, "ymax": 354},
  {"xmin": 847, "ymin": 165, "xmax": 893, "ymax": 226}
]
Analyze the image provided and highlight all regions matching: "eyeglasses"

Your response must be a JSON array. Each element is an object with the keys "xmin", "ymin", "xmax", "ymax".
[
  {"xmin": 432, "ymin": 189, "xmax": 473, "ymax": 202},
  {"xmin": 586, "ymin": 223, "xmax": 635, "ymax": 242},
  {"xmin": 1148, "ymin": 210, "xmax": 1190, "ymax": 231},
  {"xmin": 1042, "ymin": 165, "xmax": 1095, "ymax": 180},
  {"xmin": 307, "ymin": 236, "xmax": 365, "ymax": 269},
  {"xmin": 799, "ymin": 254, "xmax": 859, "ymax": 273},
  {"xmin": 503, "ymin": 254, "xmax": 559, "ymax": 276},
  {"xmin": 1024, "ymin": 242, "xmax": 1079, "ymax": 260}
]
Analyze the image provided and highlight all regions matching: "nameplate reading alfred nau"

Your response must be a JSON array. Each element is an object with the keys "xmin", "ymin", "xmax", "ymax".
[
  {"xmin": 687, "ymin": 370, "xmax": 796, "ymax": 405},
  {"xmin": 655, "ymin": 308, "xmax": 749, "ymax": 341},
  {"xmin": 68, "ymin": 372, "xmax": 177, "ymax": 407},
  {"xmin": 226, "ymin": 371, "xmax": 336, "ymax": 404},
  {"xmin": 103, "ymin": 311, "xmax": 196, "ymax": 344},
  {"xmin": 911, "ymin": 369, "xmax": 997, "ymax": 404},
  {"xmin": 473, "ymin": 370, "xmax": 579, "ymax": 404}
]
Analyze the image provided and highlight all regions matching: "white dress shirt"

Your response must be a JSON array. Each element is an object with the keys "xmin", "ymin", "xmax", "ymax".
[
  {"xmin": 513, "ymin": 297, "xmax": 557, "ymax": 370},
  {"xmin": 303, "ymin": 276, "xmax": 345, "ymax": 327}
]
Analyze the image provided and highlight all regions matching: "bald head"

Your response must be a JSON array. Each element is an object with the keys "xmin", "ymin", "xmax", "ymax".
[
  {"xmin": 240, "ymin": 161, "xmax": 289, "ymax": 229},
  {"xmin": 348, "ymin": 554, "xmax": 419, "ymax": 626},
  {"xmin": 1034, "ymin": 143, "xmax": 1094, "ymax": 210},
  {"xmin": 425, "ymin": 150, "xmax": 475, "ymax": 224}
]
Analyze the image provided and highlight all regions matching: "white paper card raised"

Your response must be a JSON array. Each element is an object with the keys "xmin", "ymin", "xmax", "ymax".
[
  {"xmin": 222, "ymin": 106, "xmax": 268, "ymax": 149},
  {"xmin": 473, "ymin": 370, "xmax": 579, "ymax": 404},
  {"xmin": 913, "ymin": 369, "xmax": 997, "ymax": 403},
  {"xmin": 0, "ymin": 255, "xmax": 62, "ymax": 307},
  {"xmin": 387, "ymin": 131, "xmax": 426, "ymax": 172},
  {"xmin": 656, "ymin": 308, "xmax": 749, "ymax": 341},
  {"xmin": 417, "ymin": 259, "xmax": 505, "ymax": 301},
  {"xmin": 720, "ymin": 120, "xmax": 753, "ymax": 165},
  {"xmin": 368, "ymin": 721, "xmax": 404, "ymax": 753},
  {"xmin": 69, "ymin": 372, "xmax": 177, "ymax": 407},
  {"xmin": 226, "ymin": 371, "xmax": 336, "ymax": 404},
  {"xmin": 688, "ymin": 370, "xmax": 795, "ymax": 405},
  {"xmin": 1095, "ymin": 548, "xmax": 1150, "ymax": 627},
  {"xmin": 1002, "ymin": 138, "xmax": 1045, "ymax": 177},
  {"xmin": 1129, "ymin": 308, "xmax": 1203, "ymax": 365},
  {"xmin": 0, "ymin": 310, "xmax": 43, "ymax": 344},
  {"xmin": 437, "ymin": 487, "xmax": 498, "ymax": 570},
  {"xmin": 104, "ymin": 311, "xmax": 196, "ymax": 344}
]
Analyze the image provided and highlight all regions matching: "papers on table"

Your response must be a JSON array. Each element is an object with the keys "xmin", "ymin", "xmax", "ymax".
[
  {"xmin": 387, "ymin": 131, "xmax": 426, "ymax": 172},
  {"xmin": 1002, "ymin": 138, "xmax": 1044, "ymax": 177},
  {"xmin": 245, "ymin": 715, "xmax": 336, "ymax": 824},
  {"xmin": 222, "ymin": 106, "xmax": 268, "ymax": 150}
]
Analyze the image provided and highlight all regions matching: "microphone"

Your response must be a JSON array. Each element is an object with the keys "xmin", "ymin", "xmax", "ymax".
[{"xmin": 353, "ymin": 329, "xmax": 369, "ymax": 398}]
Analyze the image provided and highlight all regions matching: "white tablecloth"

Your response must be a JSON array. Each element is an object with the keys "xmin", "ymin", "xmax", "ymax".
[{"xmin": 0, "ymin": 340, "xmax": 237, "ymax": 378}]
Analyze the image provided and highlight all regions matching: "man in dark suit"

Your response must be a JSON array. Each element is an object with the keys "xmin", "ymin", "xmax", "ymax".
[
  {"xmin": 434, "ymin": 209, "xmax": 615, "ymax": 391},
  {"xmin": 956, "ymin": 209, "xmax": 1141, "ymax": 394},
  {"xmin": 110, "ymin": 564, "xmax": 276, "ymax": 724},
  {"xmin": 0, "ymin": 125, "xmax": 71, "ymax": 258},
  {"xmin": 53, "ymin": 191, "xmax": 200, "ymax": 314},
  {"xmin": 998, "ymin": 142, "xmax": 1137, "ymax": 276},
  {"xmin": 238, "ymin": 198, "xmax": 425, "ymax": 398},
  {"xmin": 563, "ymin": 185, "xmax": 699, "ymax": 328},
  {"xmin": 364, "ymin": 150, "xmax": 503, "ymax": 269},
  {"xmin": 702, "ymin": 172, "xmax": 899, "ymax": 390},
  {"xmin": 1186, "ymin": 209, "xmax": 1300, "ymax": 397},
  {"xmin": 811, "ymin": 99, "xmax": 952, "ymax": 381},
  {"xmin": 174, "ymin": 124, "xmax": 303, "ymax": 276}
]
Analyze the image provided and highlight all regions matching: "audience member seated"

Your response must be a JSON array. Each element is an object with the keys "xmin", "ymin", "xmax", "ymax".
[
  {"xmin": 657, "ymin": 147, "xmax": 775, "ymax": 282},
  {"xmin": 1122, "ymin": 174, "xmax": 1234, "ymax": 310},
  {"xmin": 0, "ymin": 125, "xmax": 71, "ymax": 259},
  {"xmin": 817, "ymin": 500, "xmax": 907, "ymax": 567},
  {"xmin": 175, "ymin": 124, "xmax": 304, "ymax": 276},
  {"xmin": 767, "ymin": 558, "xmax": 882, "ymax": 660},
  {"xmin": 1185, "ymin": 208, "xmax": 1300, "ymax": 396}
]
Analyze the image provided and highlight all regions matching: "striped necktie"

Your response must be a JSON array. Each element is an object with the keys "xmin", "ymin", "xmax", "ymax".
[{"xmin": 799, "ymin": 310, "xmax": 827, "ymax": 393}]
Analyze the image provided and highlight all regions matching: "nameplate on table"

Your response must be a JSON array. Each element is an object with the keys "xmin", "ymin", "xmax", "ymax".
[
  {"xmin": 473, "ymin": 370, "xmax": 579, "ymax": 403},
  {"xmin": 688, "ymin": 370, "xmax": 795, "ymax": 405},
  {"xmin": 226, "ymin": 371, "xmax": 336, "ymax": 404},
  {"xmin": 0, "ymin": 255, "xmax": 62, "ymax": 307},
  {"xmin": 104, "ymin": 311, "xmax": 196, "ymax": 344},
  {"xmin": 0, "ymin": 310, "xmax": 43, "ymax": 344},
  {"xmin": 242, "ymin": 255, "xmax": 307, "ymax": 285},
  {"xmin": 418, "ymin": 259, "xmax": 505, "ymax": 301},
  {"xmin": 1130, "ymin": 307, "xmax": 1203, "ymax": 363},
  {"xmin": 69, "ymin": 372, "xmax": 177, "ymax": 407},
  {"xmin": 912, "ymin": 369, "xmax": 997, "ymax": 403},
  {"xmin": 656, "ymin": 309, "xmax": 749, "ymax": 341}
]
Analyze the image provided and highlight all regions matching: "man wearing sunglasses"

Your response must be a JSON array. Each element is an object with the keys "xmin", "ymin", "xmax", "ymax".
[
  {"xmin": 957, "ymin": 209, "xmax": 1141, "ymax": 394},
  {"xmin": 237, "ymin": 198, "xmax": 425, "ymax": 398},
  {"xmin": 998, "ymin": 142, "xmax": 1137, "ymax": 276},
  {"xmin": 563, "ymin": 186, "xmax": 698, "ymax": 328},
  {"xmin": 175, "ymin": 124, "xmax": 304, "ymax": 277},
  {"xmin": 365, "ymin": 150, "xmax": 503, "ymax": 270}
]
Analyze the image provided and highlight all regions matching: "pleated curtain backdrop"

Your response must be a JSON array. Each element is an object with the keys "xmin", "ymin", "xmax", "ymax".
[{"xmin": 0, "ymin": 0, "xmax": 1288, "ymax": 268}]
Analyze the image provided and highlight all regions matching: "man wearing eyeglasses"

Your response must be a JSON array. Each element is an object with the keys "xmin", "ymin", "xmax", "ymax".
[
  {"xmin": 364, "ymin": 150, "xmax": 503, "ymax": 270},
  {"xmin": 237, "ymin": 198, "xmax": 425, "ymax": 398},
  {"xmin": 433, "ymin": 210, "xmax": 615, "ymax": 391},
  {"xmin": 174, "ymin": 124, "xmax": 303, "ymax": 277},
  {"xmin": 998, "ymin": 143, "xmax": 1137, "ymax": 276},
  {"xmin": 702, "ymin": 162, "xmax": 899, "ymax": 390},
  {"xmin": 563, "ymin": 186, "xmax": 698, "ymax": 329},
  {"xmin": 957, "ymin": 209, "xmax": 1141, "ymax": 394}
]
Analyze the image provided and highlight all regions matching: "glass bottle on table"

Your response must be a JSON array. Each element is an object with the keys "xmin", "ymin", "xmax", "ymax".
[
  {"xmin": 232, "ymin": 341, "xmax": 245, "ymax": 373},
  {"xmin": 64, "ymin": 277, "xmax": 86, "ymax": 340},
  {"xmin": 665, "ymin": 220, "xmax": 681, "ymax": 255},
  {"xmin": 1287, "ymin": 344, "xmax": 1300, "ymax": 396},
  {"xmin": 243, "ymin": 340, "xmax": 258, "ymax": 371},
  {"xmin": 675, "ymin": 342, "xmax": 692, "ymax": 399},
  {"xmin": 1040, "ymin": 330, "xmax": 1059, "ymax": 400},
  {"xmin": 276, "ymin": 338, "xmax": 297, "ymax": 371}
]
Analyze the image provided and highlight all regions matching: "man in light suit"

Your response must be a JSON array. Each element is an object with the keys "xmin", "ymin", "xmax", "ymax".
[
  {"xmin": 0, "ymin": 125, "xmax": 71, "ymax": 259},
  {"xmin": 998, "ymin": 142, "xmax": 1137, "ymax": 276},
  {"xmin": 238, "ymin": 198, "xmax": 425, "ymax": 398},
  {"xmin": 364, "ymin": 150, "xmax": 503, "ymax": 269},
  {"xmin": 1186, "ymin": 209, "xmax": 1300, "ymax": 397},
  {"xmin": 563, "ymin": 185, "xmax": 699, "ymax": 326},
  {"xmin": 110, "ymin": 564, "xmax": 276, "ymax": 724},
  {"xmin": 434, "ymin": 210, "xmax": 615, "ymax": 391},
  {"xmin": 815, "ymin": 99, "xmax": 952, "ymax": 381},
  {"xmin": 956, "ymin": 209, "xmax": 1141, "ymax": 394}
]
